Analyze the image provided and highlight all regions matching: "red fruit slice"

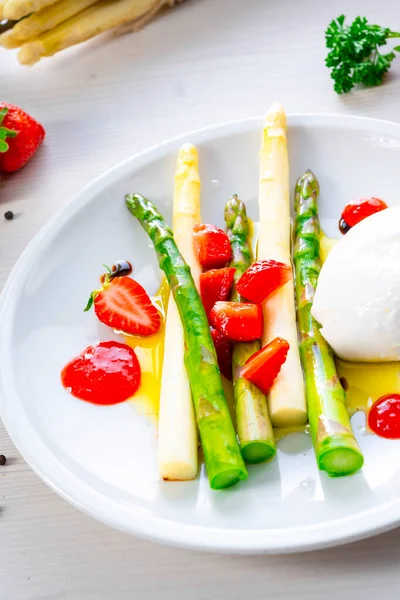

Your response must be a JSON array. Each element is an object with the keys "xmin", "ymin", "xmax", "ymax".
[
  {"xmin": 340, "ymin": 197, "xmax": 388, "ymax": 231},
  {"xmin": 200, "ymin": 267, "xmax": 236, "ymax": 320},
  {"xmin": 241, "ymin": 337, "xmax": 289, "ymax": 395},
  {"xmin": 236, "ymin": 260, "xmax": 292, "ymax": 303},
  {"xmin": 210, "ymin": 327, "xmax": 232, "ymax": 381},
  {"xmin": 94, "ymin": 277, "xmax": 161, "ymax": 336},
  {"xmin": 61, "ymin": 341, "xmax": 141, "ymax": 405},
  {"xmin": 368, "ymin": 394, "xmax": 400, "ymax": 439},
  {"xmin": 210, "ymin": 301, "xmax": 263, "ymax": 342},
  {"xmin": 193, "ymin": 224, "xmax": 232, "ymax": 269}
]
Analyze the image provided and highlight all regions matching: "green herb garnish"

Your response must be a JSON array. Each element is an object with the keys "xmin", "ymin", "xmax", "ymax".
[{"xmin": 325, "ymin": 15, "xmax": 400, "ymax": 94}]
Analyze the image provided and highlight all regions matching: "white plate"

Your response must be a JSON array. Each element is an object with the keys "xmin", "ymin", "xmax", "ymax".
[{"xmin": 1, "ymin": 115, "xmax": 400, "ymax": 554}]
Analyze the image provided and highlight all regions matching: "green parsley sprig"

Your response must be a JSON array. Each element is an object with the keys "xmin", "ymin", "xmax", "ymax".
[{"xmin": 325, "ymin": 15, "xmax": 400, "ymax": 94}]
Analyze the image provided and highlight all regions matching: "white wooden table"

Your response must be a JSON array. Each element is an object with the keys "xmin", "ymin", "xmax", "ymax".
[{"xmin": 1, "ymin": 0, "xmax": 400, "ymax": 597}]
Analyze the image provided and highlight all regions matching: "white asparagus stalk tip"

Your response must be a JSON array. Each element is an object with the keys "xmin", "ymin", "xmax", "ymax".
[
  {"xmin": 11, "ymin": 0, "xmax": 99, "ymax": 42},
  {"xmin": 114, "ymin": 0, "xmax": 182, "ymax": 36},
  {"xmin": 17, "ymin": 0, "xmax": 173, "ymax": 66},
  {"xmin": 157, "ymin": 143, "xmax": 200, "ymax": 481},
  {"xmin": 0, "ymin": 29, "xmax": 22, "ymax": 48},
  {"xmin": 3, "ymin": 0, "xmax": 57, "ymax": 20},
  {"xmin": 257, "ymin": 102, "xmax": 307, "ymax": 427}
]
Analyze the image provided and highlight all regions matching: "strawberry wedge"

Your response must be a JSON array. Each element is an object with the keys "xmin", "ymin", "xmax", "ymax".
[
  {"xmin": 241, "ymin": 337, "xmax": 289, "ymax": 395},
  {"xmin": 210, "ymin": 326, "xmax": 233, "ymax": 380},
  {"xmin": 236, "ymin": 259, "xmax": 292, "ymax": 303},
  {"xmin": 200, "ymin": 267, "xmax": 235, "ymax": 321},
  {"xmin": 193, "ymin": 224, "xmax": 232, "ymax": 269},
  {"xmin": 85, "ymin": 274, "xmax": 161, "ymax": 336},
  {"xmin": 210, "ymin": 301, "xmax": 263, "ymax": 342}
]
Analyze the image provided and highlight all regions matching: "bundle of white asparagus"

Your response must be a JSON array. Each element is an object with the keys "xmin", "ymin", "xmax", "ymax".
[{"xmin": 0, "ymin": 0, "xmax": 184, "ymax": 66}]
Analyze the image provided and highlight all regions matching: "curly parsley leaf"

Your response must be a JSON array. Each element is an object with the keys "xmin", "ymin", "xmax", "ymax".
[{"xmin": 325, "ymin": 15, "xmax": 400, "ymax": 94}]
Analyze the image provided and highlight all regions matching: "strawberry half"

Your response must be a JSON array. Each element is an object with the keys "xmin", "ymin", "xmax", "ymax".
[
  {"xmin": 210, "ymin": 301, "xmax": 263, "ymax": 342},
  {"xmin": 200, "ymin": 267, "xmax": 236, "ymax": 321},
  {"xmin": 0, "ymin": 103, "xmax": 45, "ymax": 173},
  {"xmin": 210, "ymin": 326, "xmax": 232, "ymax": 380},
  {"xmin": 241, "ymin": 337, "xmax": 289, "ymax": 395},
  {"xmin": 236, "ymin": 259, "xmax": 292, "ymax": 303},
  {"xmin": 85, "ymin": 271, "xmax": 161, "ymax": 336},
  {"xmin": 341, "ymin": 197, "xmax": 388, "ymax": 229},
  {"xmin": 193, "ymin": 224, "xmax": 232, "ymax": 269}
]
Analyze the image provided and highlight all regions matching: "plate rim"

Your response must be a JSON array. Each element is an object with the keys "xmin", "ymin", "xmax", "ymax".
[{"xmin": 2, "ymin": 112, "xmax": 400, "ymax": 554}]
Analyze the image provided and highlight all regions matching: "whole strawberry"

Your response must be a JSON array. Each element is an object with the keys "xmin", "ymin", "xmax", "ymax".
[{"xmin": 0, "ymin": 103, "xmax": 45, "ymax": 173}]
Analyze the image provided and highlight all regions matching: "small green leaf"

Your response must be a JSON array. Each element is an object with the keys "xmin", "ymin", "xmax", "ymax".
[
  {"xmin": 2, "ymin": 127, "xmax": 17, "ymax": 138},
  {"xmin": 0, "ymin": 107, "xmax": 8, "ymax": 125},
  {"xmin": 84, "ymin": 293, "xmax": 95, "ymax": 312},
  {"xmin": 0, "ymin": 106, "xmax": 18, "ymax": 149},
  {"xmin": 394, "ymin": 45, "xmax": 400, "ymax": 52},
  {"xmin": 0, "ymin": 128, "xmax": 17, "ymax": 140},
  {"xmin": 101, "ymin": 264, "xmax": 112, "ymax": 274}
]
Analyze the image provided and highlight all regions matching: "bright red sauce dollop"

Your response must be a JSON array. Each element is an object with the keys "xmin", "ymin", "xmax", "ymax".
[
  {"xmin": 61, "ymin": 341, "xmax": 141, "ymax": 405},
  {"xmin": 368, "ymin": 394, "xmax": 400, "ymax": 439}
]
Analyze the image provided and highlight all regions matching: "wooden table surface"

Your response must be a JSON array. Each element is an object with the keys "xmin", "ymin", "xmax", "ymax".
[{"xmin": 1, "ymin": 0, "xmax": 400, "ymax": 598}]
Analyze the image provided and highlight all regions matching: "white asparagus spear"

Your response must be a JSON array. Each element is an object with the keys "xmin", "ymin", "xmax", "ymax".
[
  {"xmin": 157, "ymin": 143, "xmax": 200, "ymax": 480},
  {"xmin": 11, "ymin": 0, "xmax": 99, "ymax": 41},
  {"xmin": 3, "ymin": 0, "xmax": 57, "ymax": 20},
  {"xmin": 17, "ymin": 0, "xmax": 172, "ymax": 66},
  {"xmin": 257, "ymin": 102, "xmax": 307, "ymax": 427},
  {"xmin": 114, "ymin": 0, "xmax": 184, "ymax": 35},
  {"xmin": 0, "ymin": 29, "xmax": 21, "ymax": 48}
]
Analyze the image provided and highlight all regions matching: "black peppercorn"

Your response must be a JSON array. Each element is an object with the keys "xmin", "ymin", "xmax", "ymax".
[
  {"xmin": 0, "ymin": 455, "xmax": 6, "ymax": 466},
  {"xmin": 4, "ymin": 211, "xmax": 14, "ymax": 221}
]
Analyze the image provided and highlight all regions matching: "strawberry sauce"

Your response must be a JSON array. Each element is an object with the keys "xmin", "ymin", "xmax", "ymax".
[
  {"xmin": 368, "ymin": 394, "xmax": 400, "ymax": 439},
  {"xmin": 61, "ymin": 341, "xmax": 141, "ymax": 405}
]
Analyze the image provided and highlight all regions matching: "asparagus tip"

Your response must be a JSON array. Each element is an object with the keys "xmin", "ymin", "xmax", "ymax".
[
  {"xmin": 263, "ymin": 101, "xmax": 287, "ymax": 130},
  {"xmin": 295, "ymin": 170, "xmax": 320, "ymax": 204},
  {"xmin": 179, "ymin": 142, "xmax": 197, "ymax": 156},
  {"xmin": 0, "ymin": 30, "xmax": 20, "ymax": 49},
  {"xmin": 224, "ymin": 195, "xmax": 248, "ymax": 236},
  {"xmin": 175, "ymin": 143, "xmax": 199, "ymax": 180},
  {"xmin": 18, "ymin": 41, "xmax": 42, "ymax": 66}
]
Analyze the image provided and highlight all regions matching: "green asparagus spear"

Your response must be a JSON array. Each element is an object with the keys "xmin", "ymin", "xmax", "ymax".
[
  {"xmin": 293, "ymin": 171, "xmax": 363, "ymax": 476},
  {"xmin": 126, "ymin": 193, "xmax": 248, "ymax": 490},
  {"xmin": 225, "ymin": 195, "xmax": 276, "ymax": 464}
]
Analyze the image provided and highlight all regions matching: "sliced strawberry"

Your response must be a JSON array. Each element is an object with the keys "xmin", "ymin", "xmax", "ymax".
[
  {"xmin": 87, "ymin": 276, "xmax": 161, "ymax": 336},
  {"xmin": 236, "ymin": 260, "xmax": 292, "ymax": 303},
  {"xmin": 193, "ymin": 224, "xmax": 232, "ymax": 269},
  {"xmin": 200, "ymin": 267, "xmax": 236, "ymax": 321},
  {"xmin": 210, "ymin": 327, "xmax": 232, "ymax": 380},
  {"xmin": 241, "ymin": 337, "xmax": 289, "ymax": 395},
  {"xmin": 341, "ymin": 197, "xmax": 388, "ymax": 230},
  {"xmin": 210, "ymin": 301, "xmax": 263, "ymax": 342}
]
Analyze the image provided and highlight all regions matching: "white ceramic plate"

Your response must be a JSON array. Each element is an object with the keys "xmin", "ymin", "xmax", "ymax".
[{"xmin": 1, "ymin": 115, "xmax": 400, "ymax": 554}]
